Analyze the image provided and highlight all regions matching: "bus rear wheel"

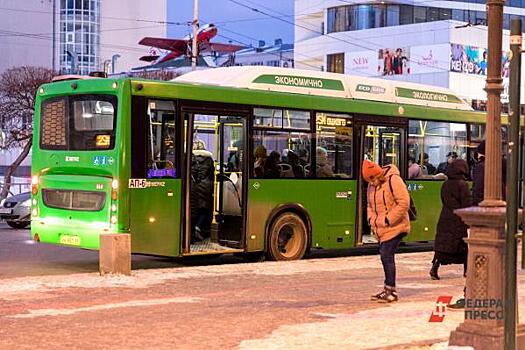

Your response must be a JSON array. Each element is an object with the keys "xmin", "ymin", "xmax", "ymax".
[{"xmin": 267, "ymin": 212, "xmax": 308, "ymax": 261}]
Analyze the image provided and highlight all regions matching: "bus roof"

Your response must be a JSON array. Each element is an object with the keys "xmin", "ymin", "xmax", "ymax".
[{"xmin": 173, "ymin": 66, "xmax": 473, "ymax": 111}]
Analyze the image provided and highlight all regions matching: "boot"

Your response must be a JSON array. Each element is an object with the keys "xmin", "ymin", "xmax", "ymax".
[{"xmin": 429, "ymin": 260, "xmax": 440, "ymax": 280}]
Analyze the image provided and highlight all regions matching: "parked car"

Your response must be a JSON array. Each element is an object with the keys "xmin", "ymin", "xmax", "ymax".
[{"xmin": 0, "ymin": 192, "xmax": 31, "ymax": 229}]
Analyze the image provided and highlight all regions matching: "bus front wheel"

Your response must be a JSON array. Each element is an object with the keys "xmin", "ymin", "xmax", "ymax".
[{"xmin": 267, "ymin": 212, "xmax": 308, "ymax": 261}]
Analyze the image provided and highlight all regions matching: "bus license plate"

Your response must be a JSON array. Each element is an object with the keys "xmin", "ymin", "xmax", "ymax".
[{"xmin": 59, "ymin": 234, "xmax": 81, "ymax": 246}]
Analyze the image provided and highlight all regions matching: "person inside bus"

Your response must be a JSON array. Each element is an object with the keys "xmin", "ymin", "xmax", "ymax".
[
  {"xmin": 298, "ymin": 148, "xmax": 309, "ymax": 168},
  {"xmin": 226, "ymin": 139, "xmax": 242, "ymax": 173},
  {"xmin": 253, "ymin": 145, "xmax": 267, "ymax": 178},
  {"xmin": 316, "ymin": 147, "xmax": 333, "ymax": 177},
  {"xmin": 287, "ymin": 150, "xmax": 304, "ymax": 178},
  {"xmin": 436, "ymin": 151, "xmax": 457, "ymax": 174},
  {"xmin": 420, "ymin": 153, "xmax": 436, "ymax": 175},
  {"xmin": 264, "ymin": 151, "xmax": 281, "ymax": 178},
  {"xmin": 408, "ymin": 156, "xmax": 421, "ymax": 179},
  {"xmin": 190, "ymin": 140, "xmax": 215, "ymax": 243}
]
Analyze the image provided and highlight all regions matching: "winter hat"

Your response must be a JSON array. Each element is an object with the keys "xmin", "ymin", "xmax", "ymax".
[
  {"xmin": 362, "ymin": 159, "xmax": 382, "ymax": 182},
  {"xmin": 477, "ymin": 141, "xmax": 486, "ymax": 156}
]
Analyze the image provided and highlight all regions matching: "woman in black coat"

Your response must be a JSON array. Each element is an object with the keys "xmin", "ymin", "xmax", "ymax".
[{"xmin": 430, "ymin": 158, "xmax": 471, "ymax": 280}]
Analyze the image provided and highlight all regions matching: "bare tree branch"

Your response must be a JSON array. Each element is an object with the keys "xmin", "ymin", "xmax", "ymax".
[{"xmin": 0, "ymin": 66, "xmax": 57, "ymax": 199}]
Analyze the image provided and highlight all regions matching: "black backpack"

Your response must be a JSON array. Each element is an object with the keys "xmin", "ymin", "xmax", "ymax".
[{"xmin": 388, "ymin": 175, "xmax": 417, "ymax": 221}]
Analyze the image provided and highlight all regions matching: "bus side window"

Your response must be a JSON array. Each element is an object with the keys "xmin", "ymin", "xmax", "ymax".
[
  {"xmin": 315, "ymin": 112, "xmax": 352, "ymax": 178},
  {"xmin": 146, "ymin": 101, "xmax": 177, "ymax": 179},
  {"xmin": 408, "ymin": 120, "xmax": 467, "ymax": 180}
]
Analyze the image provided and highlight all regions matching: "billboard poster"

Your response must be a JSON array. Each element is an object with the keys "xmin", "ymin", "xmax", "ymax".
[
  {"xmin": 378, "ymin": 47, "xmax": 410, "ymax": 76},
  {"xmin": 450, "ymin": 43, "xmax": 509, "ymax": 78},
  {"xmin": 346, "ymin": 50, "xmax": 378, "ymax": 76},
  {"xmin": 410, "ymin": 44, "xmax": 450, "ymax": 74}
]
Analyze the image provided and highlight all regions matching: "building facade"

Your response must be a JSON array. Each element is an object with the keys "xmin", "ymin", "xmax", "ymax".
[
  {"xmin": 294, "ymin": 0, "xmax": 525, "ymax": 102},
  {"xmin": 0, "ymin": 0, "xmax": 56, "ymax": 74},
  {"xmin": 0, "ymin": 0, "xmax": 167, "ymax": 176},
  {"xmin": 231, "ymin": 39, "xmax": 294, "ymax": 68},
  {"xmin": 0, "ymin": 0, "xmax": 167, "ymax": 75}
]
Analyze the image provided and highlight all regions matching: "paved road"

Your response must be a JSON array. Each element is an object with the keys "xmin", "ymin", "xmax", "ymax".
[
  {"xmin": 0, "ymin": 223, "xmax": 433, "ymax": 278},
  {"xmin": 0, "ymin": 224, "xmax": 179, "ymax": 278}
]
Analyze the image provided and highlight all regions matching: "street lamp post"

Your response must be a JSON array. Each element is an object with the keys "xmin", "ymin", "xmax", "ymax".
[
  {"xmin": 449, "ymin": 2, "xmax": 525, "ymax": 348},
  {"xmin": 191, "ymin": 0, "xmax": 199, "ymax": 71},
  {"xmin": 111, "ymin": 54, "xmax": 121, "ymax": 74}
]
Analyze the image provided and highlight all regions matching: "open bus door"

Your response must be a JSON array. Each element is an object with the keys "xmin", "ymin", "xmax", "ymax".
[
  {"xmin": 355, "ymin": 118, "xmax": 407, "ymax": 245},
  {"xmin": 182, "ymin": 109, "xmax": 248, "ymax": 255}
]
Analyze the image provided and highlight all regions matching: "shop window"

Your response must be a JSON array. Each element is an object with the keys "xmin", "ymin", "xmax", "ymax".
[{"xmin": 327, "ymin": 53, "xmax": 344, "ymax": 73}]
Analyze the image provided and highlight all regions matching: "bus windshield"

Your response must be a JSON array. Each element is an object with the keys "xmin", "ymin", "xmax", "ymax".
[{"xmin": 40, "ymin": 94, "xmax": 117, "ymax": 151}]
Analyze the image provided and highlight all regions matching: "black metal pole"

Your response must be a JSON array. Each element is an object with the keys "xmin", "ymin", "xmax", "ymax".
[{"xmin": 505, "ymin": 18, "xmax": 522, "ymax": 350}]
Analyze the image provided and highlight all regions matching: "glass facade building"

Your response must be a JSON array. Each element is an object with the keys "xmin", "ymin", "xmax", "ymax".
[
  {"xmin": 327, "ymin": 4, "xmax": 524, "ymax": 33},
  {"xmin": 59, "ymin": 0, "xmax": 100, "ymax": 75}
]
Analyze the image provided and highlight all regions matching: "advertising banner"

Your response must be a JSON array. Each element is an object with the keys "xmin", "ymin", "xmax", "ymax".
[
  {"xmin": 410, "ymin": 44, "xmax": 450, "ymax": 74},
  {"xmin": 378, "ymin": 47, "xmax": 410, "ymax": 76},
  {"xmin": 450, "ymin": 43, "xmax": 509, "ymax": 78},
  {"xmin": 345, "ymin": 50, "xmax": 378, "ymax": 76},
  {"xmin": 346, "ymin": 48, "xmax": 411, "ymax": 76}
]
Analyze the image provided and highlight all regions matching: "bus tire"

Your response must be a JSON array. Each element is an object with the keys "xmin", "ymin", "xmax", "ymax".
[{"xmin": 267, "ymin": 212, "xmax": 308, "ymax": 261}]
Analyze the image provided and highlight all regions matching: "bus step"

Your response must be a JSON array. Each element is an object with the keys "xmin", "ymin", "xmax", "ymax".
[
  {"xmin": 218, "ymin": 239, "xmax": 242, "ymax": 249},
  {"xmin": 190, "ymin": 238, "xmax": 241, "ymax": 253}
]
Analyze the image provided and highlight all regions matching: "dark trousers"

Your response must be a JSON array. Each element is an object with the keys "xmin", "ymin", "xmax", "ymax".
[{"xmin": 379, "ymin": 234, "xmax": 404, "ymax": 288}]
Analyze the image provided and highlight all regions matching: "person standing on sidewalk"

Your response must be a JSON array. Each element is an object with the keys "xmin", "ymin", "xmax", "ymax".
[
  {"xmin": 362, "ymin": 159, "xmax": 410, "ymax": 303},
  {"xmin": 430, "ymin": 159, "xmax": 471, "ymax": 280}
]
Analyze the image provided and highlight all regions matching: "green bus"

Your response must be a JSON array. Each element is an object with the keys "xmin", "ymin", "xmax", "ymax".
[{"xmin": 31, "ymin": 66, "xmax": 488, "ymax": 260}]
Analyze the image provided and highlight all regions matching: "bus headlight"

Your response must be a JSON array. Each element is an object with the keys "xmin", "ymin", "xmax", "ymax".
[
  {"xmin": 111, "ymin": 204, "xmax": 117, "ymax": 212},
  {"xmin": 110, "ymin": 215, "xmax": 117, "ymax": 224}
]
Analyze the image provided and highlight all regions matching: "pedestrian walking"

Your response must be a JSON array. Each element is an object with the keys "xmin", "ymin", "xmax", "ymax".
[
  {"xmin": 362, "ymin": 159, "xmax": 410, "ymax": 303},
  {"xmin": 430, "ymin": 159, "xmax": 471, "ymax": 280},
  {"xmin": 471, "ymin": 140, "xmax": 506, "ymax": 206}
]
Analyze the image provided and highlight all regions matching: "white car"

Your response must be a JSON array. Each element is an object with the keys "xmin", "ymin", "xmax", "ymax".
[{"xmin": 0, "ymin": 192, "xmax": 31, "ymax": 229}]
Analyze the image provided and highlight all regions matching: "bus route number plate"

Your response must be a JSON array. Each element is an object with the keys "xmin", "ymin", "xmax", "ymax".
[{"xmin": 129, "ymin": 179, "xmax": 148, "ymax": 188}]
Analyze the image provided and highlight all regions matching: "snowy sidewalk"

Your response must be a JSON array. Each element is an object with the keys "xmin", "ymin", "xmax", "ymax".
[{"xmin": 0, "ymin": 251, "xmax": 523, "ymax": 349}]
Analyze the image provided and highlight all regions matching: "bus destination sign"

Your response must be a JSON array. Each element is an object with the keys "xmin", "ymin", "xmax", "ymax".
[
  {"xmin": 395, "ymin": 87, "xmax": 462, "ymax": 103},
  {"xmin": 253, "ymin": 74, "xmax": 345, "ymax": 91}
]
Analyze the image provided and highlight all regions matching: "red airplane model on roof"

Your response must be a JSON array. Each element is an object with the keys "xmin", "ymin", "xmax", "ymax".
[{"xmin": 138, "ymin": 23, "xmax": 244, "ymax": 64}]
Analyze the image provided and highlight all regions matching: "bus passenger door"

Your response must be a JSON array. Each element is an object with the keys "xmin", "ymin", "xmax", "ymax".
[
  {"xmin": 182, "ymin": 110, "xmax": 247, "ymax": 255},
  {"xmin": 129, "ymin": 98, "xmax": 180, "ymax": 257},
  {"xmin": 356, "ymin": 122, "xmax": 406, "ymax": 244}
]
